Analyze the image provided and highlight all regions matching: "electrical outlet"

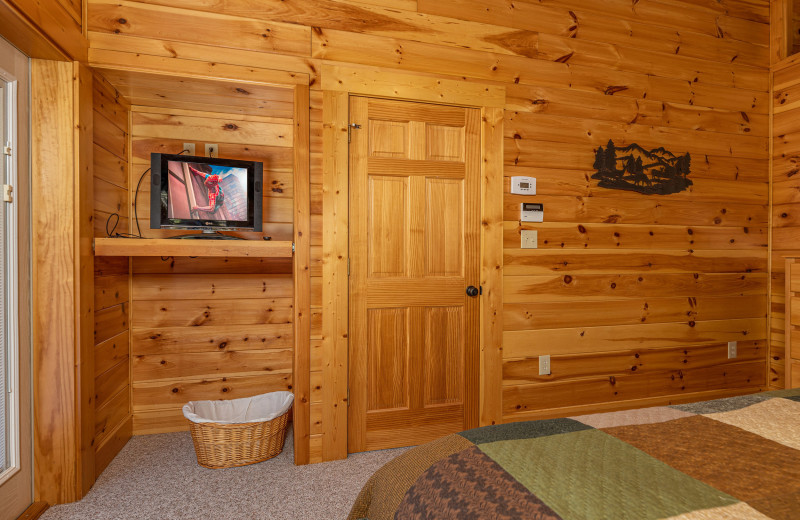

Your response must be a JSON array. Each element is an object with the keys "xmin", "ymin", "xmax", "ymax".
[
  {"xmin": 727, "ymin": 341, "xmax": 737, "ymax": 359},
  {"xmin": 205, "ymin": 143, "xmax": 219, "ymax": 158},
  {"xmin": 539, "ymin": 355, "xmax": 551, "ymax": 375},
  {"xmin": 182, "ymin": 143, "xmax": 196, "ymax": 155},
  {"xmin": 521, "ymin": 229, "xmax": 538, "ymax": 249}
]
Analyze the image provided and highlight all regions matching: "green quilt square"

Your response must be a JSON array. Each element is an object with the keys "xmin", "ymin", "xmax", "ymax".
[{"xmin": 479, "ymin": 429, "xmax": 738, "ymax": 520}]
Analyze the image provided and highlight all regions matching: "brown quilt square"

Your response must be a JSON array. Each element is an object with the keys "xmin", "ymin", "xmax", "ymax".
[{"xmin": 604, "ymin": 415, "xmax": 800, "ymax": 520}]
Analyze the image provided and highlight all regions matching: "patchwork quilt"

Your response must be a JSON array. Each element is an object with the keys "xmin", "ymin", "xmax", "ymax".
[{"xmin": 348, "ymin": 389, "xmax": 800, "ymax": 520}]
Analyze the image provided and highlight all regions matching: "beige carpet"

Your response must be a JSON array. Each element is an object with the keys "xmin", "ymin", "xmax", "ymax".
[{"xmin": 42, "ymin": 427, "xmax": 407, "ymax": 520}]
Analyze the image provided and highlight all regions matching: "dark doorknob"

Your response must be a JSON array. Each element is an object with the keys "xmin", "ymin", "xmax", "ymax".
[{"xmin": 466, "ymin": 285, "xmax": 480, "ymax": 297}]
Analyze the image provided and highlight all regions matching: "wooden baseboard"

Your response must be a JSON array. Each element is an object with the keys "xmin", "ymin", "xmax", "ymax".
[{"xmin": 16, "ymin": 502, "xmax": 49, "ymax": 520}]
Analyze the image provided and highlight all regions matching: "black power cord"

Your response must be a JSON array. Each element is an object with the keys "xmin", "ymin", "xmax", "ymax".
[{"xmin": 106, "ymin": 149, "xmax": 191, "ymax": 239}]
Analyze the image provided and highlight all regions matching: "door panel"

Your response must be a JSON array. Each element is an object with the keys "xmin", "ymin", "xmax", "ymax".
[
  {"xmin": 366, "ymin": 308, "xmax": 409, "ymax": 411},
  {"xmin": 426, "ymin": 125, "xmax": 464, "ymax": 161},
  {"xmin": 368, "ymin": 176, "xmax": 408, "ymax": 278},
  {"xmin": 425, "ymin": 178, "xmax": 463, "ymax": 276},
  {"xmin": 369, "ymin": 120, "xmax": 408, "ymax": 158},
  {"xmin": 423, "ymin": 306, "xmax": 463, "ymax": 406},
  {"xmin": 349, "ymin": 96, "xmax": 480, "ymax": 452}
]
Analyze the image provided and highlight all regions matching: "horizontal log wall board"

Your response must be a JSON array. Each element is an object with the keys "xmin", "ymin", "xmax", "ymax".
[{"xmin": 85, "ymin": 0, "xmax": 771, "ymax": 464}]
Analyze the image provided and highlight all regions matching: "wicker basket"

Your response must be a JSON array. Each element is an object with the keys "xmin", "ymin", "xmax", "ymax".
[{"xmin": 188, "ymin": 409, "xmax": 290, "ymax": 469}]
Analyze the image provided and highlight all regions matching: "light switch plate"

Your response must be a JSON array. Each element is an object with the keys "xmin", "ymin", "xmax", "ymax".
[
  {"xmin": 521, "ymin": 229, "xmax": 538, "ymax": 249},
  {"xmin": 539, "ymin": 355, "xmax": 551, "ymax": 375},
  {"xmin": 728, "ymin": 341, "xmax": 737, "ymax": 359}
]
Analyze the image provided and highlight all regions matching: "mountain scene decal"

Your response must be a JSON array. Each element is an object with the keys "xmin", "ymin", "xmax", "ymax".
[{"xmin": 592, "ymin": 139, "xmax": 692, "ymax": 195}]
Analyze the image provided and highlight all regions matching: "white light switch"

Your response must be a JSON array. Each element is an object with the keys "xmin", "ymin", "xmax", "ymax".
[
  {"xmin": 521, "ymin": 230, "xmax": 537, "ymax": 249},
  {"xmin": 728, "ymin": 341, "xmax": 737, "ymax": 359}
]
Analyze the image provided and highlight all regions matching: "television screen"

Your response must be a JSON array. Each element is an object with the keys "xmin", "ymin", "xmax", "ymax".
[{"xmin": 150, "ymin": 154, "xmax": 262, "ymax": 232}]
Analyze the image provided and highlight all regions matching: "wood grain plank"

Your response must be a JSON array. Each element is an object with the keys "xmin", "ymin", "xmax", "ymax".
[
  {"xmin": 131, "ymin": 274, "xmax": 292, "ymax": 300},
  {"xmin": 131, "ymin": 298, "xmax": 293, "ymax": 327},
  {"xmin": 131, "ymin": 323, "xmax": 292, "ymax": 355},
  {"xmin": 503, "ymin": 295, "xmax": 767, "ymax": 330},
  {"xmin": 503, "ymin": 249, "xmax": 766, "ymax": 276},
  {"xmin": 504, "ymin": 222, "xmax": 767, "ymax": 250},
  {"xmin": 89, "ymin": 0, "xmax": 311, "ymax": 57},
  {"xmin": 133, "ymin": 349, "xmax": 292, "ymax": 381},
  {"xmin": 503, "ymin": 340, "xmax": 765, "ymax": 385},
  {"xmin": 503, "ymin": 318, "xmax": 766, "ymax": 359},
  {"xmin": 503, "ymin": 272, "xmax": 766, "ymax": 303},
  {"xmin": 503, "ymin": 360, "xmax": 766, "ymax": 415}
]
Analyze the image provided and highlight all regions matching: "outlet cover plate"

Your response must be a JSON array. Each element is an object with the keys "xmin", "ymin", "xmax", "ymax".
[
  {"xmin": 727, "ymin": 341, "xmax": 737, "ymax": 359},
  {"xmin": 182, "ymin": 143, "xmax": 196, "ymax": 155},
  {"xmin": 539, "ymin": 355, "xmax": 551, "ymax": 375},
  {"xmin": 521, "ymin": 229, "xmax": 538, "ymax": 249},
  {"xmin": 205, "ymin": 143, "xmax": 219, "ymax": 158}
]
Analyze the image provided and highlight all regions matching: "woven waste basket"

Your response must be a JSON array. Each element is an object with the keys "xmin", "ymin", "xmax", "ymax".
[{"xmin": 182, "ymin": 391, "xmax": 294, "ymax": 469}]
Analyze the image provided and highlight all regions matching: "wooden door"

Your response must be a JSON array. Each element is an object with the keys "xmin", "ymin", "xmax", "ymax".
[{"xmin": 348, "ymin": 97, "xmax": 481, "ymax": 452}]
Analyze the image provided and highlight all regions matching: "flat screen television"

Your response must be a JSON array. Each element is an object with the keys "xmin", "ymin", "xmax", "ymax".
[{"xmin": 150, "ymin": 153, "xmax": 263, "ymax": 236}]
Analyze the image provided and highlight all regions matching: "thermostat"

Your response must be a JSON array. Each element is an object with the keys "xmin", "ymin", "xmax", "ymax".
[
  {"xmin": 511, "ymin": 176, "xmax": 536, "ymax": 195},
  {"xmin": 520, "ymin": 202, "xmax": 543, "ymax": 222}
]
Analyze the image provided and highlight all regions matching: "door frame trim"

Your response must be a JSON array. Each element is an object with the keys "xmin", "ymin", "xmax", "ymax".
[
  {"xmin": 317, "ymin": 66, "xmax": 504, "ymax": 462},
  {"xmin": 0, "ymin": 35, "xmax": 32, "ymax": 520}
]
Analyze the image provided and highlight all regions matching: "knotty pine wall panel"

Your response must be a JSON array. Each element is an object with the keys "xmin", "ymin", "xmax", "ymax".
[
  {"xmin": 127, "ymin": 99, "xmax": 296, "ymax": 434},
  {"xmin": 87, "ymin": 0, "xmax": 770, "ymax": 448},
  {"xmin": 308, "ymin": 90, "xmax": 324, "ymax": 457},
  {"xmin": 92, "ymin": 74, "xmax": 133, "ymax": 476},
  {"xmin": 770, "ymin": 59, "xmax": 800, "ymax": 390}
]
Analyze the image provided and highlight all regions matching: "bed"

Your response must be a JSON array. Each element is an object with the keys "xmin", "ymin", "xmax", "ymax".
[{"xmin": 348, "ymin": 389, "xmax": 800, "ymax": 520}]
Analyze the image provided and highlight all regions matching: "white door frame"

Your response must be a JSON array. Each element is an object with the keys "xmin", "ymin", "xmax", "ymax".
[{"xmin": 0, "ymin": 35, "xmax": 32, "ymax": 520}]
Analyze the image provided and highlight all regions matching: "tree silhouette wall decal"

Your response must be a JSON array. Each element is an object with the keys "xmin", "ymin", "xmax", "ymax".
[{"xmin": 592, "ymin": 139, "xmax": 692, "ymax": 195}]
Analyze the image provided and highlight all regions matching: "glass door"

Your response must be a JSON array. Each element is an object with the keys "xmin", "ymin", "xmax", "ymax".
[
  {"xmin": 0, "ymin": 75, "xmax": 7, "ymax": 478},
  {"xmin": 0, "ymin": 36, "xmax": 31, "ymax": 520},
  {"xmin": 0, "ymin": 74, "xmax": 6, "ymax": 478}
]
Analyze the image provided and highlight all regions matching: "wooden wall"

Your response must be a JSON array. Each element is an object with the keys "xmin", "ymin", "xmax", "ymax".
[
  {"xmin": 0, "ymin": 0, "xmax": 86, "ymax": 60},
  {"xmin": 84, "ymin": 0, "xmax": 771, "ymax": 462},
  {"xmin": 123, "ymin": 91, "xmax": 297, "ymax": 435},
  {"xmin": 771, "ymin": 59, "xmax": 800, "ymax": 390},
  {"xmin": 92, "ymin": 74, "xmax": 133, "ymax": 475}
]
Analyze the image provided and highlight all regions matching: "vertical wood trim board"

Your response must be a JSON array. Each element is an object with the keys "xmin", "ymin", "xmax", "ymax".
[
  {"xmin": 480, "ymin": 106, "xmax": 504, "ymax": 427},
  {"xmin": 321, "ymin": 90, "xmax": 349, "ymax": 462},
  {"xmin": 31, "ymin": 59, "xmax": 94, "ymax": 504},
  {"xmin": 771, "ymin": 0, "xmax": 793, "ymax": 66},
  {"xmin": 293, "ymin": 84, "xmax": 311, "ymax": 464},
  {"xmin": 73, "ymin": 61, "xmax": 96, "ymax": 496},
  {"xmin": 767, "ymin": 65, "xmax": 775, "ymax": 389},
  {"xmin": 786, "ymin": 258, "xmax": 794, "ymax": 387}
]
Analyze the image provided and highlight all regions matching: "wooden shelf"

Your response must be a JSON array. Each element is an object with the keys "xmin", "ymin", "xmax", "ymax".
[{"xmin": 94, "ymin": 238, "xmax": 294, "ymax": 257}]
